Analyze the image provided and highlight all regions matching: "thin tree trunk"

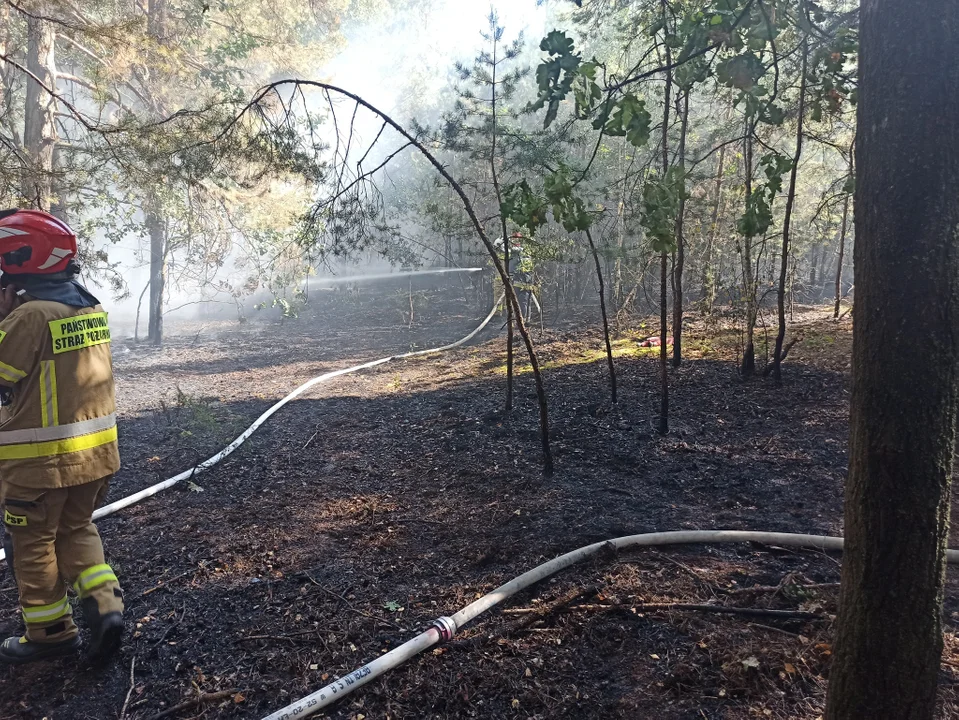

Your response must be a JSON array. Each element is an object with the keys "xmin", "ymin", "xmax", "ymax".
[
  {"xmin": 658, "ymin": 0, "xmax": 671, "ymax": 435},
  {"xmin": 740, "ymin": 130, "xmax": 757, "ymax": 377},
  {"xmin": 505, "ymin": 249, "xmax": 514, "ymax": 410},
  {"xmin": 134, "ymin": 280, "xmax": 149, "ymax": 342},
  {"xmin": 771, "ymin": 40, "xmax": 807, "ymax": 384},
  {"xmin": 613, "ymin": 141, "xmax": 627, "ymax": 314},
  {"xmin": 788, "ymin": 258, "xmax": 795, "ymax": 321},
  {"xmin": 21, "ymin": 6, "xmax": 56, "ymax": 209},
  {"xmin": 818, "ymin": 236, "xmax": 828, "ymax": 298},
  {"xmin": 143, "ymin": 0, "xmax": 169, "ymax": 346},
  {"xmin": 703, "ymin": 145, "xmax": 726, "ymax": 315},
  {"xmin": 833, "ymin": 192, "xmax": 850, "ymax": 318},
  {"xmin": 824, "ymin": 2, "xmax": 959, "ymax": 717},
  {"xmin": 672, "ymin": 90, "xmax": 689, "ymax": 368},
  {"xmin": 809, "ymin": 243, "xmax": 819, "ymax": 291},
  {"xmin": 488, "ymin": 33, "xmax": 513, "ymax": 412},
  {"xmin": 0, "ymin": 4, "xmax": 11, "ymax": 150},
  {"xmin": 659, "ymin": 254, "xmax": 668, "ymax": 432},
  {"xmin": 585, "ymin": 228, "xmax": 617, "ymax": 403},
  {"xmin": 146, "ymin": 208, "xmax": 165, "ymax": 346}
]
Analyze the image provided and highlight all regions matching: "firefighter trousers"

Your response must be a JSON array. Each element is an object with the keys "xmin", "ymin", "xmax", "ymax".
[{"xmin": 1, "ymin": 476, "xmax": 123, "ymax": 643}]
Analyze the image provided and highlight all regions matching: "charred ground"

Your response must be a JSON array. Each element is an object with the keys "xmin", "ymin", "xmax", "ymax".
[{"xmin": 1, "ymin": 282, "xmax": 957, "ymax": 720}]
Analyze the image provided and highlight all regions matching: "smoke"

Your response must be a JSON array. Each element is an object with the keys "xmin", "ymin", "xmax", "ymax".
[
  {"xmin": 84, "ymin": 0, "xmax": 552, "ymax": 328},
  {"xmin": 325, "ymin": 1, "xmax": 550, "ymax": 117}
]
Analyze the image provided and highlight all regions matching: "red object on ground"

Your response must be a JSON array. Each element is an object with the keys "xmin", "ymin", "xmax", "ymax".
[{"xmin": 639, "ymin": 336, "xmax": 674, "ymax": 348}]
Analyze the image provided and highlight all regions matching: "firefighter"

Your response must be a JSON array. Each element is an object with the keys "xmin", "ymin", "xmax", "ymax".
[{"xmin": 0, "ymin": 209, "xmax": 123, "ymax": 665}]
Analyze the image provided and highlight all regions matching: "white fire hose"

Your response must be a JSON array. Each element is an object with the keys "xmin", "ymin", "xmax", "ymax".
[
  {"xmin": 262, "ymin": 531, "xmax": 959, "ymax": 720},
  {"xmin": 3, "ymin": 282, "xmax": 950, "ymax": 720},
  {"xmin": 0, "ymin": 294, "xmax": 504, "ymax": 563}
]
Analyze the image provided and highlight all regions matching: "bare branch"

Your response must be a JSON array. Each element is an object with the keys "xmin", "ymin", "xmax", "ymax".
[
  {"xmin": 0, "ymin": 51, "xmax": 113, "ymax": 133},
  {"xmin": 238, "ymin": 79, "xmax": 554, "ymax": 472}
]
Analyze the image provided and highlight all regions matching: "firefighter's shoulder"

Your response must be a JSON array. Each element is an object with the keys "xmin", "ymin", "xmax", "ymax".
[
  {"xmin": 12, "ymin": 300, "xmax": 89, "ymax": 323},
  {"xmin": 0, "ymin": 301, "xmax": 46, "ymax": 331}
]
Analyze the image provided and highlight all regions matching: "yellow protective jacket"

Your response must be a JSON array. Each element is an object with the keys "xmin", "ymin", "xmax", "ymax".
[{"xmin": 0, "ymin": 300, "xmax": 120, "ymax": 488}]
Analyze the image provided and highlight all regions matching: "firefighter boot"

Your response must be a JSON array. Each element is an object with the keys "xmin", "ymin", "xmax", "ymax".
[
  {"xmin": 0, "ymin": 630, "xmax": 81, "ymax": 665},
  {"xmin": 81, "ymin": 594, "xmax": 123, "ymax": 663}
]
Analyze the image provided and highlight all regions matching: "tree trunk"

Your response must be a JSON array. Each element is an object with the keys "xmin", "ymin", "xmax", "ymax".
[
  {"xmin": 585, "ymin": 228, "xmax": 617, "ymax": 403},
  {"xmin": 833, "ymin": 192, "xmax": 850, "ymax": 318},
  {"xmin": 0, "ymin": 4, "xmax": 10, "ymax": 137},
  {"xmin": 21, "ymin": 6, "xmax": 56, "ymax": 210},
  {"xmin": 146, "ymin": 209, "xmax": 165, "ymax": 346},
  {"xmin": 824, "ymin": 2, "xmax": 959, "ymax": 718},
  {"xmin": 488, "ymin": 32, "xmax": 513, "ymax": 413},
  {"xmin": 144, "ymin": 0, "xmax": 168, "ymax": 345},
  {"xmin": 505, "ymin": 248, "xmax": 514, "ymax": 410},
  {"xmin": 613, "ymin": 142, "xmax": 627, "ymax": 315},
  {"xmin": 671, "ymin": 90, "xmax": 689, "ymax": 368},
  {"xmin": 771, "ymin": 40, "xmax": 807, "ymax": 384},
  {"xmin": 659, "ymin": 253, "xmax": 668, "ymax": 434},
  {"xmin": 658, "ymin": 0, "xmax": 671, "ymax": 436},
  {"xmin": 809, "ymin": 243, "xmax": 819, "ymax": 291},
  {"xmin": 147, "ymin": 0, "xmax": 168, "ymax": 42},
  {"xmin": 703, "ymin": 144, "xmax": 726, "ymax": 316},
  {"xmin": 818, "ymin": 235, "xmax": 828, "ymax": 298},
  {"xmin": 787, "ymin": 255, "xmax": 795, "ymax": 321},
  {"xmin": 740, "ymin": 131, "xmax": 757, "ymax": 377}
]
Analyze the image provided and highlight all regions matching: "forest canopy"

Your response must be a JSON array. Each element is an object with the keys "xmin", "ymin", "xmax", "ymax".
[{"xmin": 0, "ymin": 0, "xmax": 856, "ymax": 355}]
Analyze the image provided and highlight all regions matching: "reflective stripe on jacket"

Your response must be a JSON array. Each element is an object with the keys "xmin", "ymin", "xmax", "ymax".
[{"xmin": 0, "ymin": 300, "xmax": 119, "ymax": 488}]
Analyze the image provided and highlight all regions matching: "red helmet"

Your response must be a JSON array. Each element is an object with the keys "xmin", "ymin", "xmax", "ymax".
[{"xmin": 0, "ymin": 209, "xmax": 78, "ymax": 276}]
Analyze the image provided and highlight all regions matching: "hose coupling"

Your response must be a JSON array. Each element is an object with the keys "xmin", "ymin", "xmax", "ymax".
[{"xmin": 431, "ymin": 616, "xmax": 457, "ymax": 643}]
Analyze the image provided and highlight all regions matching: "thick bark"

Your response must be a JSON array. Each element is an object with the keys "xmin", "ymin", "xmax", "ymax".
[
  {"xmin": 671, "ymin": 90, "xmax": 689, "ymax": 368},
  {"xmin": 740, "ymin": 131, "xmax": 756, "ymax": 377},
  {"xmin": 771, "ymin": 42, "xmax": 807, "ymax": 384},
  {"xmin": 824, "ymin": 2, "xmax": 959, "ymax": 718},
  {"xmin": 21, "ymin": 6, "xmax": 56, "ymax": 209},
  {"xmin": 585, "ymin": 228, "xmax": 617, "ymax": 404},
  {"xmin": 833, "ymin": 192, "xmax": 849, "ymax": 318}
]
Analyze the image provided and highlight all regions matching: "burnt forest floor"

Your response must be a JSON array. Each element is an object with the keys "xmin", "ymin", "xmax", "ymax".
[{"xmin": 1, "ymin": 286, "xmax": 958, "ymax": 720}]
